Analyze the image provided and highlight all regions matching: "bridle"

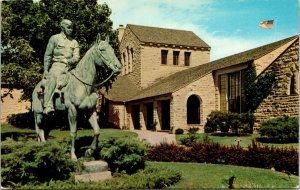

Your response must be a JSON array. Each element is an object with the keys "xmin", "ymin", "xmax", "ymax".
[{"xmin": 70, "ymin": 44, "xmax": 117, "ymax": 88}]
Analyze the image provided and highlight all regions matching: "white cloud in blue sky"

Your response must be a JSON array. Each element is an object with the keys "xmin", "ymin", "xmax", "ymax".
[{"xmin": 100, "ymin": 0, "xmax": 299, "ymax": 61}]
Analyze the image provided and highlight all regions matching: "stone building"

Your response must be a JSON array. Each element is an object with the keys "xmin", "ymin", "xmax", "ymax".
[
  {"xmin": 103, "ymin": 24, "xmax": 299, "ymax": 132},
  {"xmin": 1, "ymin": 87, "xmax": 31, "ymax": 123}
]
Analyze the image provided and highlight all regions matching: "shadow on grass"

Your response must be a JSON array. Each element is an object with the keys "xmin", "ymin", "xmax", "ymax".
[{"xmin": 2, "ymin": 132, "xmax": 37, "ymax": 141}]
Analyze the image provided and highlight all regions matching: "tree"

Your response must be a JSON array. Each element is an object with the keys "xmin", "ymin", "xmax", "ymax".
[{"xmin": 1, "ymin": 0, "xmax": 120, "ymax": 101}]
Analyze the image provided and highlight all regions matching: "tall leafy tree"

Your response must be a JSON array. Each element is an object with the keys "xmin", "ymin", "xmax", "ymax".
[{"xmin": 1, "ymin": 0, "xmax": 120, "ymax": 102}]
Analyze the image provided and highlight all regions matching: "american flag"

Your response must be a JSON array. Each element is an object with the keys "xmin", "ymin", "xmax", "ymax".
[{"xmin": 259, "ymin": 20, "xmax": 274, "ymax": 29}]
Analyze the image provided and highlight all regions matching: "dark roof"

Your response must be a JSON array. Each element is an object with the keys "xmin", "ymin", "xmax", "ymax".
[
  {"xmin": 127, "ymin": 24, "xmax": 210, "ymax": 48},
  {"xmin": 104, "ymin": 74, "xmax": 142, "ymax": 102},
  {"xmin": 128, "ymin": 35, "xmax": 298, "ymax": 101}
]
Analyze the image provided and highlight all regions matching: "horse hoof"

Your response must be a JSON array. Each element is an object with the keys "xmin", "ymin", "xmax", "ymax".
[{"xmin": 71, "ymin": 153, "xmax": 78, "ymax": 161}]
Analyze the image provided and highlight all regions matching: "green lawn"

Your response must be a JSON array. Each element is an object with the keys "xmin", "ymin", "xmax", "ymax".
[
  {"xmin": 1, "ymin": 124, "xmax": 137, "ymax": 142},
  {"xmin": 147, "ymin": 162, "xmax": 299, "ymax": 189},
  {"xmin": 176, "ymin": 133, "xmax": 299, "ymax": 149},
  {"xmin": 2, "ymin": 124, "xmax": 299, "ymax": 189}
]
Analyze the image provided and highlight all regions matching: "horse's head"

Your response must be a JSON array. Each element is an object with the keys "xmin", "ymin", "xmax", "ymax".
[{"xmin": 94, "ymin": 34, "xmax": 122, "ymax": 74}]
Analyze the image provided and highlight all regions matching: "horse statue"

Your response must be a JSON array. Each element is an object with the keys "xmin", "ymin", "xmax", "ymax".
[{"xmin": 32, "ymin": 34, "xmax": 122, "ymax": 160}]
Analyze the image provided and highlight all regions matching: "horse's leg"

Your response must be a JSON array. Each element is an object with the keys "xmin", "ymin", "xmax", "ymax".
[
  {"xmin": 34, "ymin": 112, "xmax": 46, "ymax": 142},
  {"xmin": 68, "ymin": 104, "xmax": 78, "ymax": 160},
  {"xmin": 85, "ymin": 110, "xmax": 100, "ymax": 157}
]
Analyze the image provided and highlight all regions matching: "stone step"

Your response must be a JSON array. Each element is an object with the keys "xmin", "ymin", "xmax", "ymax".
[
  {"xmin": 75, "ymin": 160, "xmax": 112, "ymax": 183},
  {"xmin": 75, "ymin": 171, "xmax": 112, "ymax": 183},
  {"xmin": 82, "ymin": 160, "xmax": 109, "ymax": 173}
]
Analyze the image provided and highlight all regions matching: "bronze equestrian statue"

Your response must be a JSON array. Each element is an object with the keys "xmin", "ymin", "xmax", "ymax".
[{"xmin": 32, "ymin": 19, "xmax": 122, "ymax": 160}]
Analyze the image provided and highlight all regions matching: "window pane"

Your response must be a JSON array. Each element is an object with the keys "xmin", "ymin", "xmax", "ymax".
[{"xmin": 228, "ymin": 71, "xmax": 242, "ymax": 113}]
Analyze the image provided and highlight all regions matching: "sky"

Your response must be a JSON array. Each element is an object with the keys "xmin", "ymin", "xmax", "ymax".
[{"xmin": 99, "ymin": 0, "xmax": 299, "ymax": 61}]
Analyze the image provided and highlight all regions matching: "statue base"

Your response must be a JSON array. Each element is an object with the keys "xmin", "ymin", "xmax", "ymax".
[{"xmin": 75, "ymin": 160, "xmax": 112, "ymax": 183}]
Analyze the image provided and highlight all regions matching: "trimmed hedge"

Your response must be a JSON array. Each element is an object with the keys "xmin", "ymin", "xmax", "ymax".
[{"xmin": 146, "ymin": 141, "xmax": 298, "ymax": 175}]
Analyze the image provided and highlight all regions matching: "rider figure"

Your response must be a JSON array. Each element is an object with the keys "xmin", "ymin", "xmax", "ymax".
[{"xmin": 42, "ymin": 19, "xmax": 80, "ymax": 114}]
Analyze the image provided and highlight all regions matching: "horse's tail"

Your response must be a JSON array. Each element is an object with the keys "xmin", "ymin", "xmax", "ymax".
[{"xmin": 32, "ymin": 81, "xmax": 44, "ymax": 114}]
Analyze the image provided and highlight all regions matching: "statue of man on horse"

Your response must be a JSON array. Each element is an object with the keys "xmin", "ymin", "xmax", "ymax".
[
  {"xmin": 32, "ymin": 18, "xmax": 122, "ymax": 160},
  {"xmin": 42, "ymin": 19, "xmax": 80, "ymax": 115}
]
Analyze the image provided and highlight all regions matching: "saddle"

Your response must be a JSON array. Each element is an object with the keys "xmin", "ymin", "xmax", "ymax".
[{"xmin": 38, "ymin": 73, "xmax": 71, "ymax": 110}]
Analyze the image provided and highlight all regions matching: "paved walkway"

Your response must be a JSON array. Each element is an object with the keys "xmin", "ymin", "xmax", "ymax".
[{"xmin": 132, "ymin": 130, "xmax": 177, "ymax": 145}]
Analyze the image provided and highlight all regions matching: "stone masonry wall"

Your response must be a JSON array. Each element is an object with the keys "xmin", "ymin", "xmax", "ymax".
[
  {"xmin": 1, "ymin": 88, "xmax": 31, "ymax": 123},
  {"xmin": 172, "ymin": 73, "xmax": 216, "ymax": 132},
  {"xmin": 140, "ymin": 45, "xmax": 210, "ymax": 88},
  {"xmin": 108, "ymin": 103, "xmax": 126, "ymax": 129},
  {"xmin": 254, "ymin": 39, "xmax": 296, "ymax": 76},
  {"xmin": 254, "ymin": 39, "xmax": 299, "ymax": 125},
  {"xmin": 119, "ymin": 27, "xmax": 142, "ymax": 87}
]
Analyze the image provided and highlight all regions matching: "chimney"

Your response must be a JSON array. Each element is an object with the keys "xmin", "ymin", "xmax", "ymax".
[{"xmin": 117, "ymin": 24, "xmax": 125, "ymax": 42}]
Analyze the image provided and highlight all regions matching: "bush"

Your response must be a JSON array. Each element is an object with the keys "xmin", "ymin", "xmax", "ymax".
[
  {"xmin": 7, "ymin": 112, "xmax": 35, "ymax": 128},
  {"xmin": 146, "ymin": 141, "xmax": 298, "ymax": 175},
  {"xmin": 7, "ymin": 111, "xmax": 93, "ymax": 130},
  {"xmin": 145, "ymin": 143, "xmax": 193, "ymax": 162},
  {"xmin": 99, "ymin": 137, "xmax": 148, "ymax": 174},
  {"xmin": 1, "ymin": 138, "xmax": 76, "ymax": 188},
  {"xmin": 175, "ymin": 128, "xmax": 184, "ymax": 134},
  {"xmin": 179, "ymin": 134, "xmax": 199, "ymax": 146},
  {"xmin": 259, "ymin": 116, "xmax": 298, "ymax": 143},
  {"xmin": 188, "ymin": 127, "xmax": 199, "ymax": 134},
  {"xmin": 204, "ymin": 111, "xmax": 255, "ymax": 135},
  {"xmin": 21, "ymin": 164, "xmax": 181, "ymax": 189}
]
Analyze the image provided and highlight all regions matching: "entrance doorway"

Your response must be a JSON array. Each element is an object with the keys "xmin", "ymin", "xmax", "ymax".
[
  {"xmin": 132, "ymin": 105, "xmax": 140, "ymax": 129},
  {"xmin": 161, "ymin": 100, "xmax": 170, "ymax": 130}
]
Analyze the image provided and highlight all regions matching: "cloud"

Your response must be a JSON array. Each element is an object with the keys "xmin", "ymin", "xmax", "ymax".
[{"xmin": 99, "ymin": 0, "xmax": 292, "ymax": 61}]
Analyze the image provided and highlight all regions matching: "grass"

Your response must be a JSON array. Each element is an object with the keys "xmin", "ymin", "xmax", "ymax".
[
  {"xmin": 2, "ymin": 124, "xmax": 299, "ymax": 189},
  {"xmin": 147, "ymin": 162, "xmax": 299, "ymax": 189},
  {"xmin": 176, "ymin": 133, "xmax": 299, "ymax": 149},
  {"xmin": 1, "ymin": 124, "xmax": 137, "ymax": 142}
]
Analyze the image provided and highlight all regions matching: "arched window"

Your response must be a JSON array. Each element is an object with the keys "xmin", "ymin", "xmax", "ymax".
[
  {"xmin": 130, "ymin": 48, "xmax": 133, "ymax": 72},
  {"xmin": 122, "ymin": 52, "xmax": 126, "ymax": 75},
  {"xmin": 187, "ymin": 95, "xmax": 200, "ymax": 124},
  {"xmin": 127, "ymin": 46, "xmax": 130, "ymax": 74},
  {"xmin": 289, "ymin": 66, "xmax": 299, "ymax": 95},
  {"xmin": 290, "ymin": 74, "xmax": 296, "ymax": 95}
]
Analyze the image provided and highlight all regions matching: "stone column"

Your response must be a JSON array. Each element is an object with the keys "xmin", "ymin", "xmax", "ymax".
[
  {"xmin": 139, "ymin": 103, "xmax": 147, "ymax": 130},
  {"xmin": 126, "ymin": 106, "xmax": 133, "ymax": 130},
  {"xmin": 153, "ymin": 101, "xmax": 162, "ymax": 131}
]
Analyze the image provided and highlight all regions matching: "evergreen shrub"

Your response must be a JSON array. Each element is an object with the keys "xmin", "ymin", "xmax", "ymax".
[
  {"xmin": 175, "ymin": 128, "xmax": 184, "ymax": 134},
  {"xmin": 259, "ymin": 116, "xmax": 298, "ymax": 143},
  {"xmin": 1, "ymin": 138, "xmax": 76, "ymax": 188},
  {"xmin": 204, "ymin": 111, "xmax": 254, "ymax": 135},
  {"xmin": 99, "ymin": 137, "xmax": 148, "ymax": 174},
  {"xmin": 20, "ymin": 165, "xmax": 181, "ymax": 189}
]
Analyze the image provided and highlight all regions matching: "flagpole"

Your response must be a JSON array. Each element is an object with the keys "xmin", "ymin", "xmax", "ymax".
[{"xmin": 274, "ymin": 16, "xmax": 278, "ymax": 41}]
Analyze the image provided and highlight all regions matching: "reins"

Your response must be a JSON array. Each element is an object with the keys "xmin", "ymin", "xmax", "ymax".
[{"xmin": 70, "ymin": 70, "xmax": 114, "ymax": 88}]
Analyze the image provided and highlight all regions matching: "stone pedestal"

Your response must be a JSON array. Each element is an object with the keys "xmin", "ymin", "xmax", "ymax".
[{"xmin": 75, "ymin": 160, "xmax": 112, "ymax": 183}]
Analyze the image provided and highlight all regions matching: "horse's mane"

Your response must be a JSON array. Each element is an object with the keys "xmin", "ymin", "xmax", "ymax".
[{"xmin": 74, "ymin": 44, "xmax": 97, "ymax": 80}]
